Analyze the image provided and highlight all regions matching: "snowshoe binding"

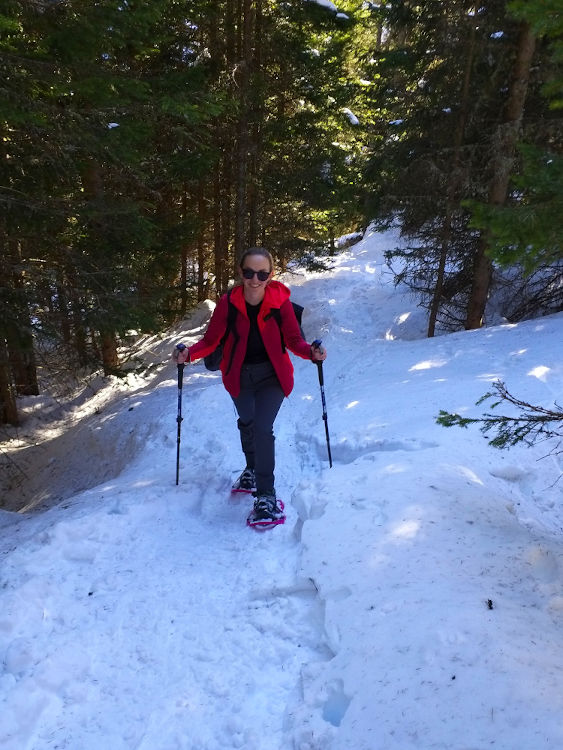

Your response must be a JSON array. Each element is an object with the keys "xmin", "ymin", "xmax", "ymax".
[
  {"xmin": 246, "ymin": 492, "xmax": 285, "ymax": 530},
  {"xmin": 232, "ymin": 467, "xmax": 256, "ymax": 494}
]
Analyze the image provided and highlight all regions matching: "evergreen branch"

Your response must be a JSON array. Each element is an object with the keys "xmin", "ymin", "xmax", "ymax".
[{"xmin": 437, "ymin": 381, "xmax": 563, "ymax": 452}]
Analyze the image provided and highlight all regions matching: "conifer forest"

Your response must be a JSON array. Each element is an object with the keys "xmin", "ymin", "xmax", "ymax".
[{"xmin": 1, "ymin": 0, "xmax": 562, "ymax": 424}]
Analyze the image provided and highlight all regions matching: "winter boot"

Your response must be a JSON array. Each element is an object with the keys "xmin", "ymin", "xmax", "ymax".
[{"xmin": 232, "ymin": 467, "xmax": 256, "ymax": 494}]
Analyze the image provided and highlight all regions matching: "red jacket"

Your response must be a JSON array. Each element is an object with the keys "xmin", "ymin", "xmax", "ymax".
[{"xmin": 188, "ymin": 281, "xmax": 313, "ymax": 397}]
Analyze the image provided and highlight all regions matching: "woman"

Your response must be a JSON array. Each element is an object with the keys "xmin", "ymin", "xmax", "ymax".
[{"xmin": 173, "ymin": 247, "xmax": 327, "ymax": 528}]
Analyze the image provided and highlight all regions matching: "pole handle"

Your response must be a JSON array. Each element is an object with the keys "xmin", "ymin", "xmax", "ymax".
[
  {"xmin": 177, "ymin": 362, "xmax": 185, "ymax": 390},
  {"xmin": 312, "ymin": 339, "xmax": 325, "ymax": 385}
]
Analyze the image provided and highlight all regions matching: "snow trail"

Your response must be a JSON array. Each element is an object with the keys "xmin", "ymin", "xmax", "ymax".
[{"xmin": 2, "ymin": 227, "xmax": 563, "ymax": 749}]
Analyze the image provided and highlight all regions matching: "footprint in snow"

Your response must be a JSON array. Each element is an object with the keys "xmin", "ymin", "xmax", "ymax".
[{"xmin": 324, "ymin": 436, "xmax": 439, "ymax": 465}]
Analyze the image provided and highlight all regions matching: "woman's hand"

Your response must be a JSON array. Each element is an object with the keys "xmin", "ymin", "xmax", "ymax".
[
  {"xmin": 311, "ymin": 341, "xmax": 327, "ymax": 362},
  {"xmin": 172, "ymin": 343, "xmax": 190, "ymax": 364}
]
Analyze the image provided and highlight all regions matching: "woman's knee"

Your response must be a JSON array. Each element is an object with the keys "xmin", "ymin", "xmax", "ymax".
[{"xmin": 254, "ymin": 423, "xmax": 275, "ymax": 440}]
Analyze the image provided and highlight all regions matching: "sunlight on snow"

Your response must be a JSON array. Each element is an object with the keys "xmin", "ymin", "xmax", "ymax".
[
  {"xmin": 131, "ymin": 479, "xmax": 156, "ymax": 488},
  {"xmin": 456, "ymin": 465, "xmax": 484, "ymax": 485},
  {"xmin": 382, "ymin": 463, "xmax": 408, "ymax": 475},
  {"xmin": 391, "ymin": 518, "xmax": 421, "ymax": 540},
  {"xmin": 386, "ymin": 312, "xmax": 412, "ymax": 339},
  {"xmin": 409, "ymin": 358, "xmax": 447, "ymax": 371}
]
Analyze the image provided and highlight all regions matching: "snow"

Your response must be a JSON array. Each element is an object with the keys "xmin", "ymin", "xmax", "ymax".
[
  {"xmin": 2, "ymin": 226, "xmax": 563, "ymax": 750},
  {"xmin": 342, "ymin": 108, "xmax": 359, "ymax": 126},
  {"xmin": 305, "ymin": 0, "xmax": 338, "ymax": 13}
]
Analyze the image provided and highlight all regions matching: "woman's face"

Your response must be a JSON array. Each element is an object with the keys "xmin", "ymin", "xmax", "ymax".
[{"xmin": 239, "ymin": 255, "xmax": 273, "ymax": 299}]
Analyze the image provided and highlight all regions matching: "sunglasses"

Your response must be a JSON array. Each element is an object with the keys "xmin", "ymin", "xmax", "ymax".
[{"xmin": 242, "ymin": 268, "xmax": 270, "ymax": 281}]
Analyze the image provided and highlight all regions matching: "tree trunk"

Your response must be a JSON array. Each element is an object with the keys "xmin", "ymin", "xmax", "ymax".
[
  {"xmin": 81, "ymin": 158, "xmax": 123, "ymax": 372},
  {"xmin": 8, "ymin": 333, "xmax": 39, "ymax": 396},
  {"xmin": 180, "ymin": 182, "xmax": 189, "ymax": 315},
  {"xmin": 208, "ymin": 1, "xmax": 234, "ymax": 299},
  {"xmin": 4, "ymin": 240, "xmax": 39, "ymax": 395},
  {"xmin": 100, "ymin": 330, "xmax": 119, "ymax": 375},
  {"xmin": 234, "ymin": 0, "xmax": 254, "ymax": 261},
  {"xmin": 0, "ymin": 337, "xmax": 19, "ymax": 425},
  {"xmin": 465, "ymin": 21, "xmax": 536, "ymax": 329},
  {"xmin": 56, "ymin": 271, "xmax": 72, "ymax": 351},
  {"xmin": 428, "ymin": 14, "xmax": 476, "ymax": 337},
  {"xmin": 196, "ymin": 180, "xmax": 206, "ymax": 302},
  {"xmin": 65, "ymin": 261, "xmax": 89, "ymax": 366},
  {"xmin": 213, "ymin": 162, "xmax": 223, "ymax": 299},
  {"xmin": 218, "ymin": 150, "xmax": 233, "ymax": 296},
  {"xmin": 247, "ymin": 0, "xmax": 263, "ymax": 247}
]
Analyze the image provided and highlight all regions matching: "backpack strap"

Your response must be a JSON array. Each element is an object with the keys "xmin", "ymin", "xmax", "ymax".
[
  {"xmin": 265, "ymin": 302, "xmax": 305, "ymax": 353},
  {"xmin": 223, "ymin": 289, "xmax": 239, "ymax": 375},
  {"xmin": 265, "ymin": 308, "xmax": 284, "ymax": 351},
  {"xmin": 224, "ymin": 290, "xmax": 237, "ymax": 340},
  {"xmin": 291, "ymin": 302, "xmax": 304, "ymax": 328}
]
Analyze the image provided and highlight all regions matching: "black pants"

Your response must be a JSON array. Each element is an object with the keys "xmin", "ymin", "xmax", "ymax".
[{"xmin": 232, "ymin": 361, "xmax": 285, "ymax": 495}]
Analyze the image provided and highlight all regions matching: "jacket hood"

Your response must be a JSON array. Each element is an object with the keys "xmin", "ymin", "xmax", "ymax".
[{"xmin": 231, "ymin": 280, "xmax": 291, "ymax": 313}]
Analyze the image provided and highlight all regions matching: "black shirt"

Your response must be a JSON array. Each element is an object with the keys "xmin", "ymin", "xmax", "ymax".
[{"xmin": 244, "ymin": 301, "xmax": 269, "ymax": 364}]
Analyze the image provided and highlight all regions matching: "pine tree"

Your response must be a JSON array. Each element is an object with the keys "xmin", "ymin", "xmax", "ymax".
[
  {"xmin": 465, "ymin": 19, "xmax": 537, "ymax": 329},
  {"xmin": 362, "ymin": 0, "xmax": 559, "ymax": 333},
  {"xmin": 467, "ymin": 0, "xmax": 563, "ymax": 277},
  {"xmin": 0, "ymin": 0, "xmax": 221, "ymax": 417},
  {"xmin": 0, "ymin": 0, "xmax": 370, "ymax": 423}
]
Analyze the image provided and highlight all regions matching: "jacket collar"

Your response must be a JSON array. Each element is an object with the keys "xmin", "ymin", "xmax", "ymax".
[{"xmin": 230, "ymin": 280, "xmax": 290, "ymax": 316}]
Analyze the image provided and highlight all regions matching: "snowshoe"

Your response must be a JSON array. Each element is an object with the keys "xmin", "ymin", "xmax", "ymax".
[
  {"xmin": 246, "ymin": 492, "xmax": 285, "ymax": 530},
  {"xmin": 232, "ymin": 467, "xmax": 256, "ymax": 494}
]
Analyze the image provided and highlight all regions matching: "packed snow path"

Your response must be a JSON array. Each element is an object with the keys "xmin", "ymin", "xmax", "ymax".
[{"xmin": 2, "ymin": 227, "xmax": 563, "ymax": 749}]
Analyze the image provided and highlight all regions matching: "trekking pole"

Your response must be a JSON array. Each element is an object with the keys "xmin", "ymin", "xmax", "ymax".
[
  {"xmin": 312, "ymin": 340, "xmax": 333, "ymax": 468},
  {"xmin": 175, "ymin": 344, "xmax": 187, "ymax": 485}
]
